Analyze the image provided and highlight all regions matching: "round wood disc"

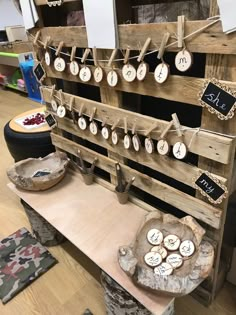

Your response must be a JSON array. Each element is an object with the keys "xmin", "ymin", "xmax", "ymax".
[
  {"xmin": 79, "ymin": 66, "xmax": 92, "ymax": 82},
  {"xmin": 147, "ymin": 229, "xmax": 163, "ymax": 245},
  {"xmin": 124, "ymin": 134, "xmax": 131, "ymax": 149},
  {"xmin": 101, "ymin": 126, "xmax": 110, "ymax": 140},
  {"xmin": 164, "ymin": 234, "xmax": 181, "ymax": 251},
  {"xmin": 122, "ymin": 64, "xmax": 136, "ymax": 82},
  {"xmin": 157, "ymin": 139, "xmax": 170, "ymax": 155},
  {"xmin": 78, "ymin": 116, "xmax": 87, "ymax": 130},
  {"xmin": 69, "ymin": 61, "xmax": 80, "ymax": 76},
  {"xmin": 151, "ymin": 245, "xmax": 168, "ymax": 259},
  {"xmin": 107, "ymin": 70, "xmax": 119, "ymax": 87},
  {"xmin": 172, "ymin": 142, "xmax": 188, "ymax": 160},
  {"xmin": 54, "ymin": 57, "xmax": 66, "ymax": 72},
  {"xmin": 145, "ymin": 138, "xmax": 154, "ymax": 154},
  {"xmin": 132, "ymin": 135, "xmax": 141, "ymax": 152},
  {"xmin": 57, "ymin": 105, "xmax": 66, "ymax": 118},
  {"xmin": 94, "ymin": 66, "xmax": 104, "ymax": 83},
  {"xmin": 112, "ymin": 130, "xmax": 119, "ymax": 145},
  {"xmin": 154, "ymin": 262, "xmax": 173, "ymax": 276},
  {"xmin": 179, "ymin": 240, "xmax": 195, "ymax": 257},
  {"xmin": 45, "ymin": 51, "xmax": 51, "ymax": 66},
  {"xmin": 175, "ymin": 49, "xmax": 193, "ymax": 72},
  {"xmin": 166, "ymin": 253, "xmax": 183, "ymax": 269},
  {"xmin": 154, "ymin": 63, "xmax": 169, "ymax": 84},
  {"xmin": 144, "ymin": 251, "xmax": 162, "ymax": 267},
  {"xmin": 51, "ymin": 99, "xmax": 58, "ymax": 112},
  {"xmin": 136, "ymin": 62, "xmax": 149, "ymax": 81},
  {"xmin": 89, "ymin": 121, "xmax": 98, "ymax": 135}
]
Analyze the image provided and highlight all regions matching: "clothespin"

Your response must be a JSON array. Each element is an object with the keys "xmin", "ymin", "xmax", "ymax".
[
  {"xmin": 123, "ymin": 47, "xmax": 130, "ymax": 65},
  {"xmin": 59, "ymin": 89, "xmax": 64, "ymax": 105},
  {"xmin": 177, "ymin": 15, "xmax": 185, "ymax": 48},
  {"xmin": 102, "ymin": 116, "xmax": 108, "ymax": 127},
  {"xmin": 33, "ymin": 30, "xmax": 41, "ymax": 45},
  {"xmin": 108, "ymin": 49, "xmax": 118, "ymax": 68},
  {"xmin": 132, "ymin": 119, "xmax": 137, "ymax": 135},
  {"xmin": 111, "ymin": 118, "xmax": 120, "ymax": 131},
  {"xmin": 55, "ymin": 41, "xmax": 64, "ymax": 57},
  {"xmin": 79, "ymin": 104, "xmax": 84, "ymax": 117},
  {"xmin": 89, "ymin": 107, "xmax": 97, "ymax": 122},
  {"xmin": 160, "ymin": 120, "xmax": 174, "ymax": 139},
  {"xmin": 172, "ymin": 113, "xmax": 182, "ymax": 137},
  {"xmin": 124, "ymin": 117, "xmax": 128, "ymax": 134},
  {"xmin": 137, "ymin": 37, "xmax": 151, "ymax": 63},
  {"xmin": 69, "ymin": 96, "xmax": 74, "ymax": 111},
  {"xmin": 92, "ymin": 47, "xmax": 98, "ymax": 67},
  {"xmin": 43, "ymin": 36, "xmax": 51, "ymax": 50},
  {"xmin": 157, "ymin": 32, "xmax": 170, "ymax": 60},
  {"xmin": 144, "ymin": 122, "xmax": 158, "ymax": 137},
  {"xmin": 81, "ymin": 48, "xmax": 91, "ymax": 64},
  {"xmin": 50, "ymin": 84, "xmax": 56, "ymax": 98},
  {"xmin": 70, "ymin": 46, "xmax": 77, "ymax": 62}
]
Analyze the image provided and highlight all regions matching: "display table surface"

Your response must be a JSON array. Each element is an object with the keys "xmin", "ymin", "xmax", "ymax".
[{"xmin": 8, "ymin": 171, "xmax": 174, "ymax": 315}]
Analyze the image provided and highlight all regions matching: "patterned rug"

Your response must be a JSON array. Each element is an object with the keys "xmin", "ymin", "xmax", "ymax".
[{"xmin": 0, "ymin": 227, "xmax": 58, "ymax": 304}]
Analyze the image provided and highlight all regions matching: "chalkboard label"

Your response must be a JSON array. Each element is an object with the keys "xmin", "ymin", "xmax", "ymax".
[
  {"xmin": 33, "ymin": 63, "xmax": 46, "ymax": 83},
  {"xmin": 45, "ymin": 113, "xmax": 57, "ymax": 129},
  {"xmin": 199, "ymin": 79, "xmax": 236, "ymax": 120},
  {"xmin": 194, "ymin": 171, "xmax": 227, "ymax": 204}
]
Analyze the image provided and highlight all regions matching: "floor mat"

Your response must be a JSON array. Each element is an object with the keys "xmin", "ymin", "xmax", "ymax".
[{"xmin": 0, "ymin": 227, "xmax": 58, "ymax": 304}]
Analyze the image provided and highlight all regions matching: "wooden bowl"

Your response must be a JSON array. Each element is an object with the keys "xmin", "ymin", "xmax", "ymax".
[
  {"xmin": 7, "ymin": 152, "xmax": 69, "ymax": 191},
  {"xmin": 118, "ymin": 213, "xmax": 214, "ymax": 297}
]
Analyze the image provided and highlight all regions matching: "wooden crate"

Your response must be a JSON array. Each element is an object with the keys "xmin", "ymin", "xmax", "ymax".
[{"xmin": 34, "ymin": 0, "xmax": 236, "ymax": 306}]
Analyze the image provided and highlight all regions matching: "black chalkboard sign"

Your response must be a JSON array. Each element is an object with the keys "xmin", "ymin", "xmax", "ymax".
[
  {"xmin": 200, "ymin": 80, "xmax": 236, "ymax": 120},
  {"xmin": 45, "ymin": 114, "xmax": 57, "ymax": 129},
  {"xmin": 194, "ymin": 172, "xmax": 227, "ymax": 204},
  {"xmin": 33, "ymin": 63, "xmax": 46, "ymax": 83}
]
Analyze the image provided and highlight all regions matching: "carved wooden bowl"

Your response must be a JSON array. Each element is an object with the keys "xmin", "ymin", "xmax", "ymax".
[
  {"xmin": 7, "ymin": 152, "xmax": 69, "ymax": 191},
  {"xmin": 118, "ymin": 213, "xmax": 214, "ymax": 297}
]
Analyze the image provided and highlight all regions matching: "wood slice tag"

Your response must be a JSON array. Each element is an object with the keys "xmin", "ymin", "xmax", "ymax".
[
  {"xmin": 78, "ymin": 116, "xmax": 87, "ymax": 130},
  {"xmin": 157, "ymin": 139, "xmax": 170, "ymax": 156},
  {"xmin": 79, "ymin": 66, "xmax": 92, "ymax": 82},
  {"xmin": 33, "ymin": 62, "xmax": 46, "ymax": 83},
  {"xmin": 101, "ymin": 126, "xmax": 110, "ymax": 140},
  {"xmin": 57, "ymin": 105, "xmax": 66, "ymax": 118},
  {"xmin": 51, "ymin": 99, "xmax": 58, "ymax": 112},
  {"xmin": 193, "ymin": 171, "xmax": 228, "ymax": 204},
  {"xmin": 54, "ymin": 57, "xmax": 66, "ymax": 72},
  {"xmin": 132, "ymin": 135, "xmax": 141, "ymax": 152},
  {"xmin": 136, "ymin": 62, "xmax": 149, "ymax": 81},
  {"xmin": 122, "ymin": 64, "xmax": 136, "ymax": 82},
  {"xmin": 179, "ymin": 240, "xmax": 195, "ymax": 257},
  {"xmin": 175, "ymin": 49, "xmax": 193, "ymax": 72},
  {"xmin": 147, "ymin": 229, "xmax": 163, "ymax": 246},
  {"xmin": 154, "ymin": 262, "xmax": 173, "ymax": 276},
  {"xmin": 199, "ymin": 79, "xmax": 236, "ymax": 120},
  {"xmin": 89, "ymin": 121, "xmax": 98, "ymax": 135},
  {"xmin": 164, "ymin": 235, "xmax": 180, "ymax": 251},
  {"xmin": 112, "ymin": 130, "xmax": 119, "ymax": 145},
  {"xmin": 144, "ymin": 252, "xmax": 162, "ymax": 267},
  {"xmin": 166, "ymin": 253, "xmax": 183, "ymax": 269},
  {"xmin": 154, "ymin": 62, "xmax": 169, "ymax": 84},
  {"xmin": 123, "ymin": 134, "xmax": 131, "ymax": 149},
  {"xmin": 172, "ymin": 142, "xmax": 188, "ymax": 160},
  {"xmin": 151, "ymin": 245, "xmax": 168, "ymax": 259},
  {"xmin": 69, "ymin": 61, "xmax": 80, "ymax": 76},
  {"xmin": 94, "ymin": 66, "xmax": 104, "ymax": 83},
  {"xmin": 145, "ymin": 138, "xmax": 154, "ymax": 154},
  {"xmin": 47, "ymin": 0, "xmax": 63, "ymax": 6},
  {"xmin": 44, "ymin": 51, "xmax": 51, "ymax": 66},
  {"xmin": 107, "ymin": 70, "xmax": 118, "ymax": 87}
]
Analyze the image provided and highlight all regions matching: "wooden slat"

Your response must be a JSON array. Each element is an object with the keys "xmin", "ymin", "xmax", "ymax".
[
  {"xmin": 43, "ymin": 64, "xmax": 236, "ymax": 107},
  {"xmin": 52, "ymin": 133, "xmax": 222, "ymax": 228},
  {"xmin": 42, "ymin": 87, "xmax": 234, "ymax": 164},
  {"xmin": 32, "ymin": 21, "xmax": 236, "ymax": 54}
]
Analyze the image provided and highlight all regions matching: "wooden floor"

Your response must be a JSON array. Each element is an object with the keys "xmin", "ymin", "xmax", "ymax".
[{"xmin": 0, "ymin": 89, "xmax": 235, "ymax": 315}]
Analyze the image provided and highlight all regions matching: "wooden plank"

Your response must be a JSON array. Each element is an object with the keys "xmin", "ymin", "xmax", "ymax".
[
  {"xmin": 41, "ymin": 87, "xmax": 234, "ymax": 164},
  {"xmin": 32, "ymin": 21, "xmax": 236, "ymax": 54},
  {"xmin": 51, "ymin": 133, "xmax": 222, "ymax": 228},
  {"xmin": 0, "ymin": 42, "xmax": 33, "ymax": 54}
]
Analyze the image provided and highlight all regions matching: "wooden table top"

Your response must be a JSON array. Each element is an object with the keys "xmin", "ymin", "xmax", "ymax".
[
  {"xmin": 9, "ymin": 107, "xmax": 51, "ymax": 133},
  {"xmin": 8, "ymin": 171, "xmax": 174, "ymax": 315}
]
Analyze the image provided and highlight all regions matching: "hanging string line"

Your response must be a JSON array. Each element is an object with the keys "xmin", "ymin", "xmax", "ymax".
[{"xmin": 27, "ymin": 18, "xmax": 220, "ymax": 64}]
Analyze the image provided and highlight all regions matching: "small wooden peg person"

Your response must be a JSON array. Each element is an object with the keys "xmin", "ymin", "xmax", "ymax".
[
  {"xmin": 56, "ymin": 89, "xmax": 66, "ymax": 118},
  {"xmin": 154, "ymin": 32, "xmax": 170, "ymax": 84},
  {"xmin": 123, "ymin": 117, "xmax": 131, "ymax": 149},
  {"xmin": 131, "ymin": 119, "xmax": 141, "ymax": 152},
  {"xmin": 157, "ymin": 120, "xmax": 173, "ymax": 155},
  {"xmin": 89, "ymin": 107, "xmax": 98, "ymax": 135},
  {"xmin": 175, "ymin": 15, "xmax": 193, "ymax": 72},
  {"xmin": 172, "ymin": 113, "xmax": 188, "ymax": 159},
  {"xmin": 78, "ymin": 104, "xmax": 88, "ymax": 130},
  {"xmin": 79, "ymin": 48, "xmax": 92, "ymax": 82},
  {"xmin": 69, "ymin": 46, "xmax": 80, "ymax": 76},
  {"xmin": 101, "ymin": 116, "xmax": 110, "ymax": 140},
  {"xmin": 111, "ymin": 118, "xmax": 120, "ymax": 145},
  {"xmin": 44, "ymin": 36, "xmax": 51, "ymax": 66},
  {"xmin": 144, "ymin": 123, "xmax": 158, "ymax": 154},
  {"xmin": 122, "ymin": 47, "xmax": 136, "ymax": 83},
  {"xmin": 93, "ymin": 47, "xmax": 104, "ymax": 83},
  {"xmin": 136, "ymin": 38, "xmax": 151, "ymax": 81},
  {"xmin": 107, "ymin": 49, "xmax": 119, "ymax": 87},
  {"xmin": 54, "ymin": 41, "xmax": 66, "ymax": 72}
]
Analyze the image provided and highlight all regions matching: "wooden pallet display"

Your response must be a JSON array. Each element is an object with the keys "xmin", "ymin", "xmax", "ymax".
[{"xmin": 33, "ymin": 0, "xmax": 236, "ymax": 306}]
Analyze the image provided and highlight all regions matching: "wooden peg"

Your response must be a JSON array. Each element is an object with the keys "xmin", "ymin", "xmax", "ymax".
[
  {"xmin": 90, "ymin": 107, "xmax": 97, "ymax": 122},
  {"xmin": 124, "ymin": 48, "xmax": 130, "ymax": 64},
  {"xmin": 69, "ymin": 96, "xmax": 74, "ymax": 111},
  {"xmin": 50, "ymin": 84, "xmax": 56, "ymax": 98},
  {"xmin": 108, "ymin": 49, "xmax": 118, "ymax": 67},
  {"xmin": 59, "ymin": 89, "xmax": 64, "ymax": 105},
  {"xmin": 144, "ymin": 123, "xmax": 158, "ymax": 137},
  {"xmin": 124, "ymin": 117, "xmax": 128, "ymax": 134},
  {"xmin": 33, "ymin": 30, "xmax": 41, "ymax": 45},
  {"xmin": 43, "ymin": 36, "xmax": 51, "ymax": 50},
  {"xmin": 132, "ymin": 119, "xmax": 137, "ymax": 135},
  {"xmin": 177, "ymin": 15, "xmax": 185, "ymax": 48},
  {"xmin": 81, "ymin": 48, "xmax": 91, "ymax": 64},
  {"xmin": 102, "ymin": 116, "xmax": 108, "ymax": 127},
  {"xmin": 92, "ymin": 47, "xmax": 98, "ymax": 67},
  {"xmin": 157, "ymin": 32, "xmax": 170, "ymax": 60},
  {"xmin": 70, "ymin": 46, "xmax": 77, "ymax": 62},
  {"xmin": 55, "ymin": 41, "xmax": 64, "ymax": 56},
  {"xmin": 137, "ymin": 37, "xmax": 151, "ymax": 63},
  {"xmin": 160, "ymin": 120, "xmax": 173, "ymax": 139},
  {"xmin": 172, "ymin": 113, "xmax": 182, "ymax": 137},
  {"xmin": 111, "ymin": 118, "xmax": 120, "ymax": 131},
  {"xmin": 79, "ymin": 104, "xmax": 84, "ymax": 117}
]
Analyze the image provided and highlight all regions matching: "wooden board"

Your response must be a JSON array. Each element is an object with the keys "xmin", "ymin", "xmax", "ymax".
[{"xmin": 7, "ymin": 172, "xmax": 174, "ymax": 315}]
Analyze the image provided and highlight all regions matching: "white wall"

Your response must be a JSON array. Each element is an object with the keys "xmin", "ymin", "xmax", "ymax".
[{"xmin": 0, "ymin": 0, "xmax": 24, "ymax": 30}]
